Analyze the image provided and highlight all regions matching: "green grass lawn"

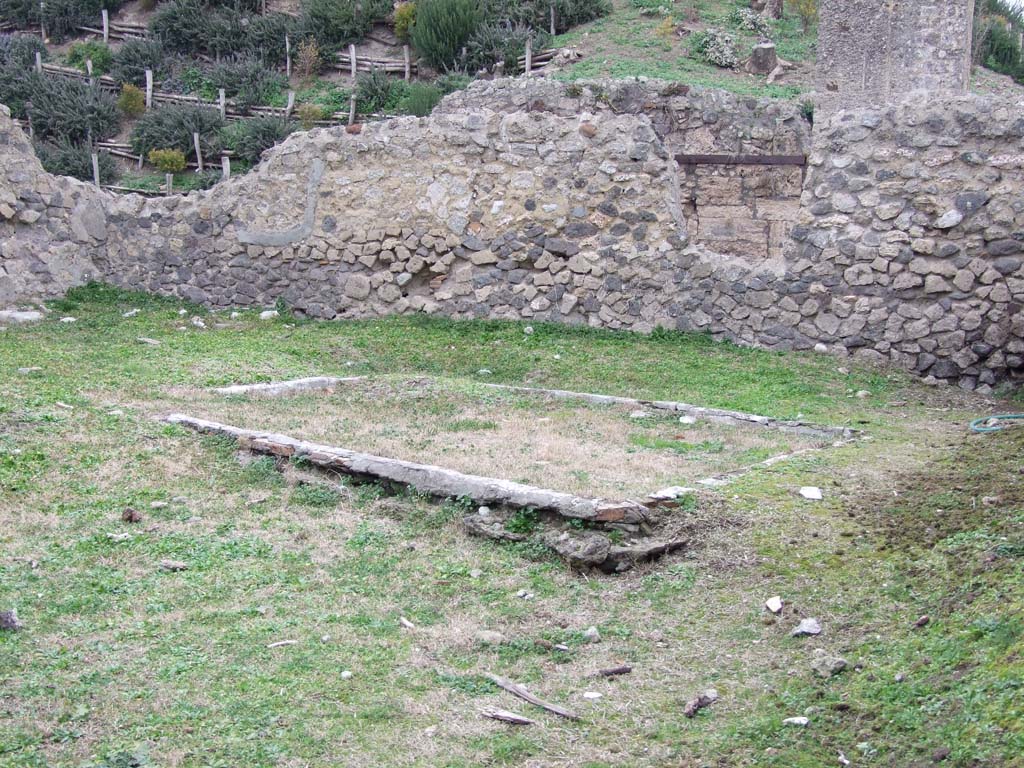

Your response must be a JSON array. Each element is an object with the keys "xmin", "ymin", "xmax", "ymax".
[{"xmin": 1, "ymin": 285, "xmax": 1022, "ymax": 767}]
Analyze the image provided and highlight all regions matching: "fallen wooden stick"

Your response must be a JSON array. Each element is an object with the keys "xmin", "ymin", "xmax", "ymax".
[
  {"xmin": 486, "ymin": 673, "xmax": 580, "ymax": 720},
  {"xmin": 594, "ymin": 665, "xmax": 632, "ymax": 678},
  {"xmin": 267, "ymin": 639, "xmax": 298, "ymax": 648},
  {"xmin": 482, "ymin": 708, "xmax": 536, "ymax": 725}
]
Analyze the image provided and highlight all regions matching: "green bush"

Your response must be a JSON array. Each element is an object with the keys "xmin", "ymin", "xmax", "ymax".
[
  {"xmin": 394, "ymin": 2, "xmax": 416, "ymax": 41},
  {"xmin": 690, "ymin": 28, "xmax": 738, "ymax": 69},
  {"xmin": 151, "ymin": 0, "xmax": 246, "ymax": 59},
  {"xmin": 220, "ymin": 116, "xmax": 295, "ymax": 164},
  {"xmin": 109, "ymin": 39, "xmax": 167, "ymax": 87},
  {"xmin": 480, "ymin": 0, "xmax": 608, "ymax": 33},
  {"xmin": 117, "ymin": 83, "xmax": 146, "ymax": 118},
  {"xmin": 466, "ymin": 20, "xmax": 548, "ymax": 72},
  {"xmin": 130, "ymin": 104, "xmax": 225, "ymax": 161},
  {"xmin": 355, "ymin": 68, "xmax": 398, "ymax": 113},
  {"xmin": 206, "ymin": 56, "xmax": 287, "ymax": 112},
  {"xmin": 244, "ymin": 12, "xmax": 296, "ymax": 63},
  {"xmin": 2, "ymin": 73, "xmax": 120, "ymax": 142},
  {"xmin": 398, "ymin": 81, "xmax": 441, "ymax": 116},
  {"xmin": 0, "ymin": 0, "xmax": 127, "ymax": 43},
  {"xmin": 411, "ymin": 0, "xmax": 480, "ymax": 72},
  {"xmin": 0, "ymin": 33, "xmax": 47, "ymax": 68},
  {"xmin": 148, "ymin": 147, "xmax": 187, "ymax": 174},
  {"xmin": 434, "ymin": 72, "xmax": 471, "ymax": 94},
  {"xmin": 298, "ymin": 0, "xmax": 392, "ymax": 48},
  {"xmin": 66, "ymin": 41, "xmax": 114, "ymax": 75},
  {"xmin": 35, "ymin": 139, "xmax": 117, "ymax": 183}
]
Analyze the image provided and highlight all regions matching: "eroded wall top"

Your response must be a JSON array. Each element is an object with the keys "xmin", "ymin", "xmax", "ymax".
[{"xmin": 817, "ymin": 0, "xmax": 975, "ymax": 110}]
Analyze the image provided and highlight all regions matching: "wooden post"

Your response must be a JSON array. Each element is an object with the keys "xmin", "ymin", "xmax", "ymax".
[
  {"xmin": 285, "ymin": 34, "xmax": 291, "ymax": 78},
  {"xmin": 218, "ymin": 88, "xmax": 226, "ymax": 120},
  {"xmin": 525, "ymin": 39, "xmax": 532, "ymax": 75},
  {"xmin": 403, "ymin": 45, "xmax": 411, "ymax": 82},
  {"xmin": 193, "ymin": 132, "xmax": 203, "ymax": 172},
  {"xmin": 91, "ymin": 153, "xmax": 100, "ymax": 186},
  {"xmin": 285, "ymin": 90, "xmax": 295, "ymax": 117},
  {"xmin": 348, "ymin": 93, "xmax": 356, "ymax": 125},
  {"xmin": 145, "ymin": 70, "xmax": 153, "ymax": 108},
  {"xmin": 39, "ymin": 1, "xmax": 45, "ymax": 41},
  {"xmin": 550, "ymin": 3, "xmax": 556, "ymax": 36},
  {"xmin": 349, "ymin": 43, "xmax": 357, "ymax": 79},
  {"xmin": 165, "ymin": 173, "xmax": 173, "ymax": 194},
  {"xmin": 34, "ymin": 51, "xmax": 42, "ymax": 73},
  {"xmin": 137, "ymin": 154, "xmax": 143, "ymax": 171},
  {"xmin": 221, "ymin": 155, "xmax": 230, "ymax": 180},
  {"xmin": 86, "ymin": 58, "xmax": 93, "ymax": 85},
  {"xmin": 102, "ymin": 9, "xmax": 109, "ymax": 43}
]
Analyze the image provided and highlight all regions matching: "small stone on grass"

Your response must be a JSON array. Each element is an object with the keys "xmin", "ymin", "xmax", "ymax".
[
  {"xmin": 799, "ymin": 486, "xmax": 823, "ymax": 500},
  {"xmin": 791, "ymin": 618, "xmax": 822, "ymax": 637}
]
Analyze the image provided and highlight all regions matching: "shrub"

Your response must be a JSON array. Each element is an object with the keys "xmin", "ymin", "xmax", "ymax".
[
  {"xmin": 731, "ymin": 7, "xmax": 771, "ymax": 37},
  {"xmin": 398, "ymin": 81, "xmax": 441, "ymax": 116},
  {"xmin": 355, "ymin": 68, "xmax": 397, "ymax": 113},
  {"xmin": 789, "ymin": 0, "xmax": 817, "ymax": 33},
  {"xmin": 394, "ymin": 1, "xmax": 416, "ymax": 41},
  {"xmin": 480, "ymin": 0, "xmax": 609, "ymax": 33},
  {"xmin": 295, "ymin": 36, "xmax": 322, "ymax": 81},
  {"xmin": 206, "ymin": 56, "xmax": 287, "ymax": 112},
  {"xmin": 109, "ymin": 39, "xmax": 167, "ymax": 87},
  {"xmin": 9, "ymin": 74, "xmax": 121, "ymax": 142},
  {"xmin": 35, "ymin": 139, "xmax": 117, "ymax": 183},
  {"xmin": 117, "ymin": 83, "xmax": 146, "ymax": 117},
  {"xmin": 691, "ymin": 28, "xmax": 738, "ymax": 68},
  {"xmin": 466, "ymin": 20, "xmax": 548, "ymax": 73},
  {"xmin": 244, "ymin": 12, "xmax": 296, "ymax": 63},
  {"xmin": 130, "ymin": 104, "xmax": 225, "ymax": 161},
  {"xmin": 0, "ymin": 0, "xmax": 127, "ymax": 43},
  {"xmin": 220, "ymin": 116, "xmax": 295, "ymax": 164},
  {"xmin": 298, "ymin": 0, "xmax": 392, "ymax": 48},
  {"xmin": 151, "ymin": 0, "xmax": 246, "ymax": 59},
  {"xmin": 411, "ymin": 0, "xmax": 480, "ymax": 72},
  {"xmin": 296, "ymin": 102, "xmax": 325, "ymax": 129},
  {"xmin": 434, "ymin": 72, "xmax": 471, "ymax": 94},
  {"xmin": 66, "ymin": 41, "xmax": 114, "ymax": 75},
  {"xmin": 0, "ymin": 33, "xmax": 47, "ymax": 68},
  {"xmin": 148, "ymin": 147, "xmax": 187, "ymax": 174}
]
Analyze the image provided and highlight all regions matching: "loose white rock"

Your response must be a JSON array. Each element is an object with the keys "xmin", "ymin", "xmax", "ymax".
[
  {"xmin": 122, "ymin": 309, "xmax": 140, "ymax": 318},
  {"xmin": 136, "ymin": 337, "xmax": 161, "ymax": 346},
  {"xmin": 791, "ymin": 618, "xmax": 823, "ymax": 637},
  {"xmin": 475, "ymin": 630, "xmax": 505, "ymax": 645},
  {"xmin": 0, "ymin": 310, "xmax": 44, "ymax": 324},
  {"xmin": 783, "ymin": 716, "xmax": 809, "ymax": 727},
  {"xmin": 523, "ymin": 325, "xmax": 534, "ymax": 335},
  {"xmin": 59, "ymin": 316, "xmax": 76, "ymax": 323},
  {"xmin": 629, "ymin": 409, "xmax": 651, "ymax": 419},
  {"xmin": 649, "ymin": 485, "xmax": 697, "ymax": 501},
  {"xmin": 190, "ymin": 316, "xmax": 206, "ymax": 328},
  {"xmin": 477, "ymin": 368, "xmax": 492, "ymax": 375},
  {"xmin": 582, "ymin": 691, "xmax": 603, "ymax": 700},
  {"xmin": 679, "ymin": 415, "xmax": 697, "ymax": 425},
  {"xmin": 150, "ymin": 501, "xmax": 169, "ymax": 509},
  {"xmin": 17, "ymin": 367, "xmax": 41, "ymax": 374},
  {"xmin": 259, "ymin": 310, "xmax": 279, "ymax": 320},
  {"xmin": 855, "ymin": 390, "xmax": 870, "ymax": 399},
  {"xmin": 582, "ymin": 625, "xmax": 601, "ymax": 643},
  {"xmin": 765, "ymin": 595, "xmax": 784, "ymax": 614},
  {"xmin": 340, "ymin": 670, "xmax": 353, "ymax": 679},
  {"xmin": 799, "ymin": 486, "xmax": 823, "ymax": 500},
  {"xmin": 230, "ymin": 311, "xmax": 241, "ymax": 319}
]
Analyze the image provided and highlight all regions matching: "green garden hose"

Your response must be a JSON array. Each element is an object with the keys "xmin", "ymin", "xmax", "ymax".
[{"xmin": 969, "ymin": 414, "xmax": 1024, "ymax": 433}]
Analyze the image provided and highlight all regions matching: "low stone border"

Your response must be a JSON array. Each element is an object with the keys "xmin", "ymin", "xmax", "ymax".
[
  {"xmin": 212, "ymin": 376, "xmax": 365, "ymax": 397},
  {"xmin": 207, "ymin": 374, "xmax": 853, "ymax": 440},
  {"xmin": 165, "ymin": 413, "xmax": 688, "ymax": 572}
]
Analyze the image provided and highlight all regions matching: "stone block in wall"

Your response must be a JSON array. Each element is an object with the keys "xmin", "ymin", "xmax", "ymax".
[{"xmin": 696, "ymin": 207, "xmax": 769, "ymax": 257}]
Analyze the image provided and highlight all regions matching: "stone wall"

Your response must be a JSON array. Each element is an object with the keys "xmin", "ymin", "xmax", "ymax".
[
  {"xmin": 1, "ymin": 79, "xmax": 1023, "ymax": 392},
  {"xmin": 817, "ymin": 0, "xmax": 975, "ymax": 110}
]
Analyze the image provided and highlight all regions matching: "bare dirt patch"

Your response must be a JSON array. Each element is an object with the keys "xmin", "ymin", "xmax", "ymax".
[{"xmin": 178, "ymin": 376, "xmax": 830, "ymax": 499}]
